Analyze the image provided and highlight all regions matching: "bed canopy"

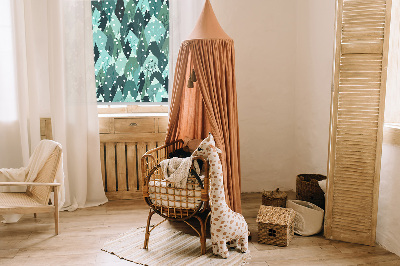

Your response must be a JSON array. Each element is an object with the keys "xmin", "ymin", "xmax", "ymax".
[{"xmin": 166, "ymin": 0, "xmax": 242, "ymax": 212}]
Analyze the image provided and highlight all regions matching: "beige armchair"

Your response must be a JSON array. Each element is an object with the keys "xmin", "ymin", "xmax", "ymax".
[{"xmin": 0, "ymin": 145, "xmax": 62, "ymax": 234}]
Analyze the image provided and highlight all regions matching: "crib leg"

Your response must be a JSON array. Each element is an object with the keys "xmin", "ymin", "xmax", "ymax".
[
  {"xmin": 194, "ymin": 214, "xmax": 208, "ymax": 255},
  {"xmin": 199, "ymin": 217, "xmax": 207, "ymax": 255},
  {"xmin": 144, "ymin": 209, "xmax": 155, "ymax": 249}
]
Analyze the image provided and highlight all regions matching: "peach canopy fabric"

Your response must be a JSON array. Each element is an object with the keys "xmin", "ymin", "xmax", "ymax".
[{"xmin": 166, "ymin": 39, "xmax": 242, "ymax": 213}]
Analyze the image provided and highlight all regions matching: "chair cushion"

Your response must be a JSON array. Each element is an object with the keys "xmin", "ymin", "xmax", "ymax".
[{"xmin": 0, "ymin": 192, "xmax": 42, "ymax": 207}]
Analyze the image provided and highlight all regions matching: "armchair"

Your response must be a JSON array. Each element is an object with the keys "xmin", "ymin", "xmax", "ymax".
[{"xmin": 0, "ymin": 145, "xmax": 62, "ymax": 234}]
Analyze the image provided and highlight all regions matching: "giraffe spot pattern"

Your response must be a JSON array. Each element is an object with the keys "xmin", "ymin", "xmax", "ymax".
[{"xmin": 192, "ymin": 134, "xmax": 249, "ymax": 258}]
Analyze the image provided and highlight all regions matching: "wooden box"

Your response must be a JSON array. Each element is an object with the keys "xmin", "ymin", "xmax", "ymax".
[{"xmin": 256, "ymin": 205, "xmax": 296, "ymax": 247}]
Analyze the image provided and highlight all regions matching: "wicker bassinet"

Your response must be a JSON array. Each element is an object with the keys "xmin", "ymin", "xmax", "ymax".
[{"xmin": 141, "ymin": 140, "xmax": 210, "ymax": 254}]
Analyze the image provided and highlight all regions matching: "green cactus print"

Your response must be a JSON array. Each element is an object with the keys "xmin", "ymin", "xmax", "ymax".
[{"xmin": 92, "ymin": 0, "xmax": 169, "ymax": 103}]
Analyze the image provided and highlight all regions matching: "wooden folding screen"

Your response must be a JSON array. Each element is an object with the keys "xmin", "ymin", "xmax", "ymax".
[{"xmin": 325, "ymin": 0, "xmax": 392, "ymax": 245}]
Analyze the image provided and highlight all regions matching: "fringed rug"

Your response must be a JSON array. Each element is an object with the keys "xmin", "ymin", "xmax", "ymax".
[{"xmin": 102, "ymin": 227, "xmax": 250, "ymax": 265}]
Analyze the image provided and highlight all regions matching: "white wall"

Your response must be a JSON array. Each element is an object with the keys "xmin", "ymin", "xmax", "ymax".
[
  {"xmin": 376, "ymin": 2, "xmax": 400, "ymax": 256},
  {"xmin": 212, "ymin": 0, "xmax": 297, "ymax": 191},
  {"xmin": 294, "ymin": 1, "xmax": 335, "ymax": 178},
  {"xmin": 211, "ymin": 0, "xmax": 335, "ymax": 192},
  {"xmin": 377, "ymin": 142, "xmax": 400, "ymax": 256}
]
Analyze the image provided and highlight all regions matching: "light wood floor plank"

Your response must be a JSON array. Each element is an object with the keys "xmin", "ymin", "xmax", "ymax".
[{"xmin": 0, "ymin": 192, "xmax": 398, "ymax": 265}]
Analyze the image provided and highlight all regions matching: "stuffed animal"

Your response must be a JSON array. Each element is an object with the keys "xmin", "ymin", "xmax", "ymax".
[{"xmin": 192, "ymin": 133, "xmax": 248, "ymax": 258}]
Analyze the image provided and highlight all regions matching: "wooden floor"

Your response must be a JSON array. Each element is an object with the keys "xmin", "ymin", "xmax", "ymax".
[{"xmin": 1, "ymin": 193, "xmax": 399, "ymax": 266}]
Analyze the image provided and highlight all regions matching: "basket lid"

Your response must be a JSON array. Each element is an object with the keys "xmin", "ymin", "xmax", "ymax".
[
  {"xmin": 297, "ymin": 174, "xmax": 327, "ymax": 182},
  {"xmin": 262, "ymin": 188, "xmax": 287, "ymax": 199},
  {"xmin": 256, "ymin": 205, "xmax": 296, "ymax": 225}
]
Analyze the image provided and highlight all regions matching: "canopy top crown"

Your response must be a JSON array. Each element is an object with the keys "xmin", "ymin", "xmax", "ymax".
[{"xmin": 188, "ymin": 0, "xmax": 231, "ymax": 40}]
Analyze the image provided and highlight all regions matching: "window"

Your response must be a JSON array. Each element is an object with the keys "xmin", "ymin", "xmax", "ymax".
[
  {"xmin": 383, "ymin": 2, "xmax": 400, "ymax": 146},
  {"xmin": 91, "ymin": 0, "xmax": 169, "ymax": 104},
  {"xmin": 385, "ymin": 1, "xmax": 400, "ymax": 124}
]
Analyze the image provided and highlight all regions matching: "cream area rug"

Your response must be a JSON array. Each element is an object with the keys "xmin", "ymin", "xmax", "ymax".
[{"xmin": 102, "ymin": 226, "xmax": 250, "ymax": 265}]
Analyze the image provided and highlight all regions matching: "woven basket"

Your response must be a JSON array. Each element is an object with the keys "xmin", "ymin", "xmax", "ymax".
[
  {"xmin": 262, "ymin": 188, "xmax": 287, "ymax": 208},
  {"xmin": 296, "ymin": 174, "xmax": 326, "ymax": 209},
  {"xmin": 256, "ymin": 205, "xmax": 296, "ymax": 247},
  {"xmin": 258, "ymin": 223, "xmax": 294, "ymax": 247}
]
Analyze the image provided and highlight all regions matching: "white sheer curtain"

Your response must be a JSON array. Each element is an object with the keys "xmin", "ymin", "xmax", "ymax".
[
  {"xmin": 0, "ymin": 0, "xmax": 24, "ymax": 169},
  {"xmin": 170, "ymin": 0, "xmax": 204, "ymax": 75},
  {"xmin": 0, "ymin": 0, "xmax": 107, "ymax": 211},
  {"xmin": 168, "ymin": 0, "xmax": 204, "ymax": 114}
]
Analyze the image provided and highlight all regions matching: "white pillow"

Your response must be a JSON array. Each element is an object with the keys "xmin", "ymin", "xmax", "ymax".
[
  {"xmin": 287, "ymin": 200, "xmax": 324, "ymax": 236},
  {"xmin": 318, "ymin": 179, "xmax": 327, "ymax": 194}
]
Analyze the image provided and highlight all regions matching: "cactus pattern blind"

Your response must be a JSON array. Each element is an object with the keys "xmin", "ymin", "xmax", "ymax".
[{"xmin": 91, "ymin": 0, "xmax": 169, "ymax": 103}]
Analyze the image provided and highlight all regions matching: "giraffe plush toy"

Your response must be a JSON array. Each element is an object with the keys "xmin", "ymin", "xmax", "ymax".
[{"xmin": 192, "ymin": 133, "xmax": 248, "ymax": 258}]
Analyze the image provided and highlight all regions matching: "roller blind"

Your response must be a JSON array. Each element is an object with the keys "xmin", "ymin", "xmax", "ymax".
[{"xmin": 325, "ymin": 0, "xmax": 392, "ymax": 245}]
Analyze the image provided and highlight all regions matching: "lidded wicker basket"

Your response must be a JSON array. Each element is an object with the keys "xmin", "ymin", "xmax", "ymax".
[
  {"xmin": 262, "ymin": 188, "xmax": 287, "ymax": 208},
  {"xmin": 296, "ymin": 174, "xmax": 326, "ymax": 210},
  {"xmin": 256, "ymin": 205, "xmax": 296, "ymax": 247}
]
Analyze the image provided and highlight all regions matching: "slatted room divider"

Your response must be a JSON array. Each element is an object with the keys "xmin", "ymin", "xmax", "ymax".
[{"xmin": 325, "ymin": 0, "xmax": 392, "ymax": 245}]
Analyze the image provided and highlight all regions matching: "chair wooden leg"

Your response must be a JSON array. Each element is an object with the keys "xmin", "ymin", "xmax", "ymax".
[
  {"xmin": 144, "ymin": 209, "xmax": 155, "ymax": 249},
  {"xmin": 34, "ymin": 213, "xmax": 37, "ymax": 218},
  {"xmin": 54, "ymin": 186, "xmax": 59, "ymax": 235}
]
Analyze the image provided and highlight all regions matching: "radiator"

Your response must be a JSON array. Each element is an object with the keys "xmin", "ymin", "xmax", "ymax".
[
  {"xmin": 100, "ymin": 141, "xmax": 165, "ymax": 200},
  {"xmin": 99, "ymin": 116, "xmax": 168, "ymax": 200}
]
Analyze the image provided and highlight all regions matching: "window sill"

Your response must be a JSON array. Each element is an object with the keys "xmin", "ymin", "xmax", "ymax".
[
  {"xmin": 98, "ymin": 113, "xmax": 168, "ymax": 118},
  {"xmin": 97, "ymin": 104, "xmax": 168, "ymax": 116},
  {"xmin": 383, "ymin": 123, "xmax": 400, "ymax": 146}
]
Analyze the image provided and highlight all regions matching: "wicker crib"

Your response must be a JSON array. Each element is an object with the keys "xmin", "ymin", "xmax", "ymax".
[{"xmin": 141, "ymin": 140, "xmax": 210, "ymax": 254}]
